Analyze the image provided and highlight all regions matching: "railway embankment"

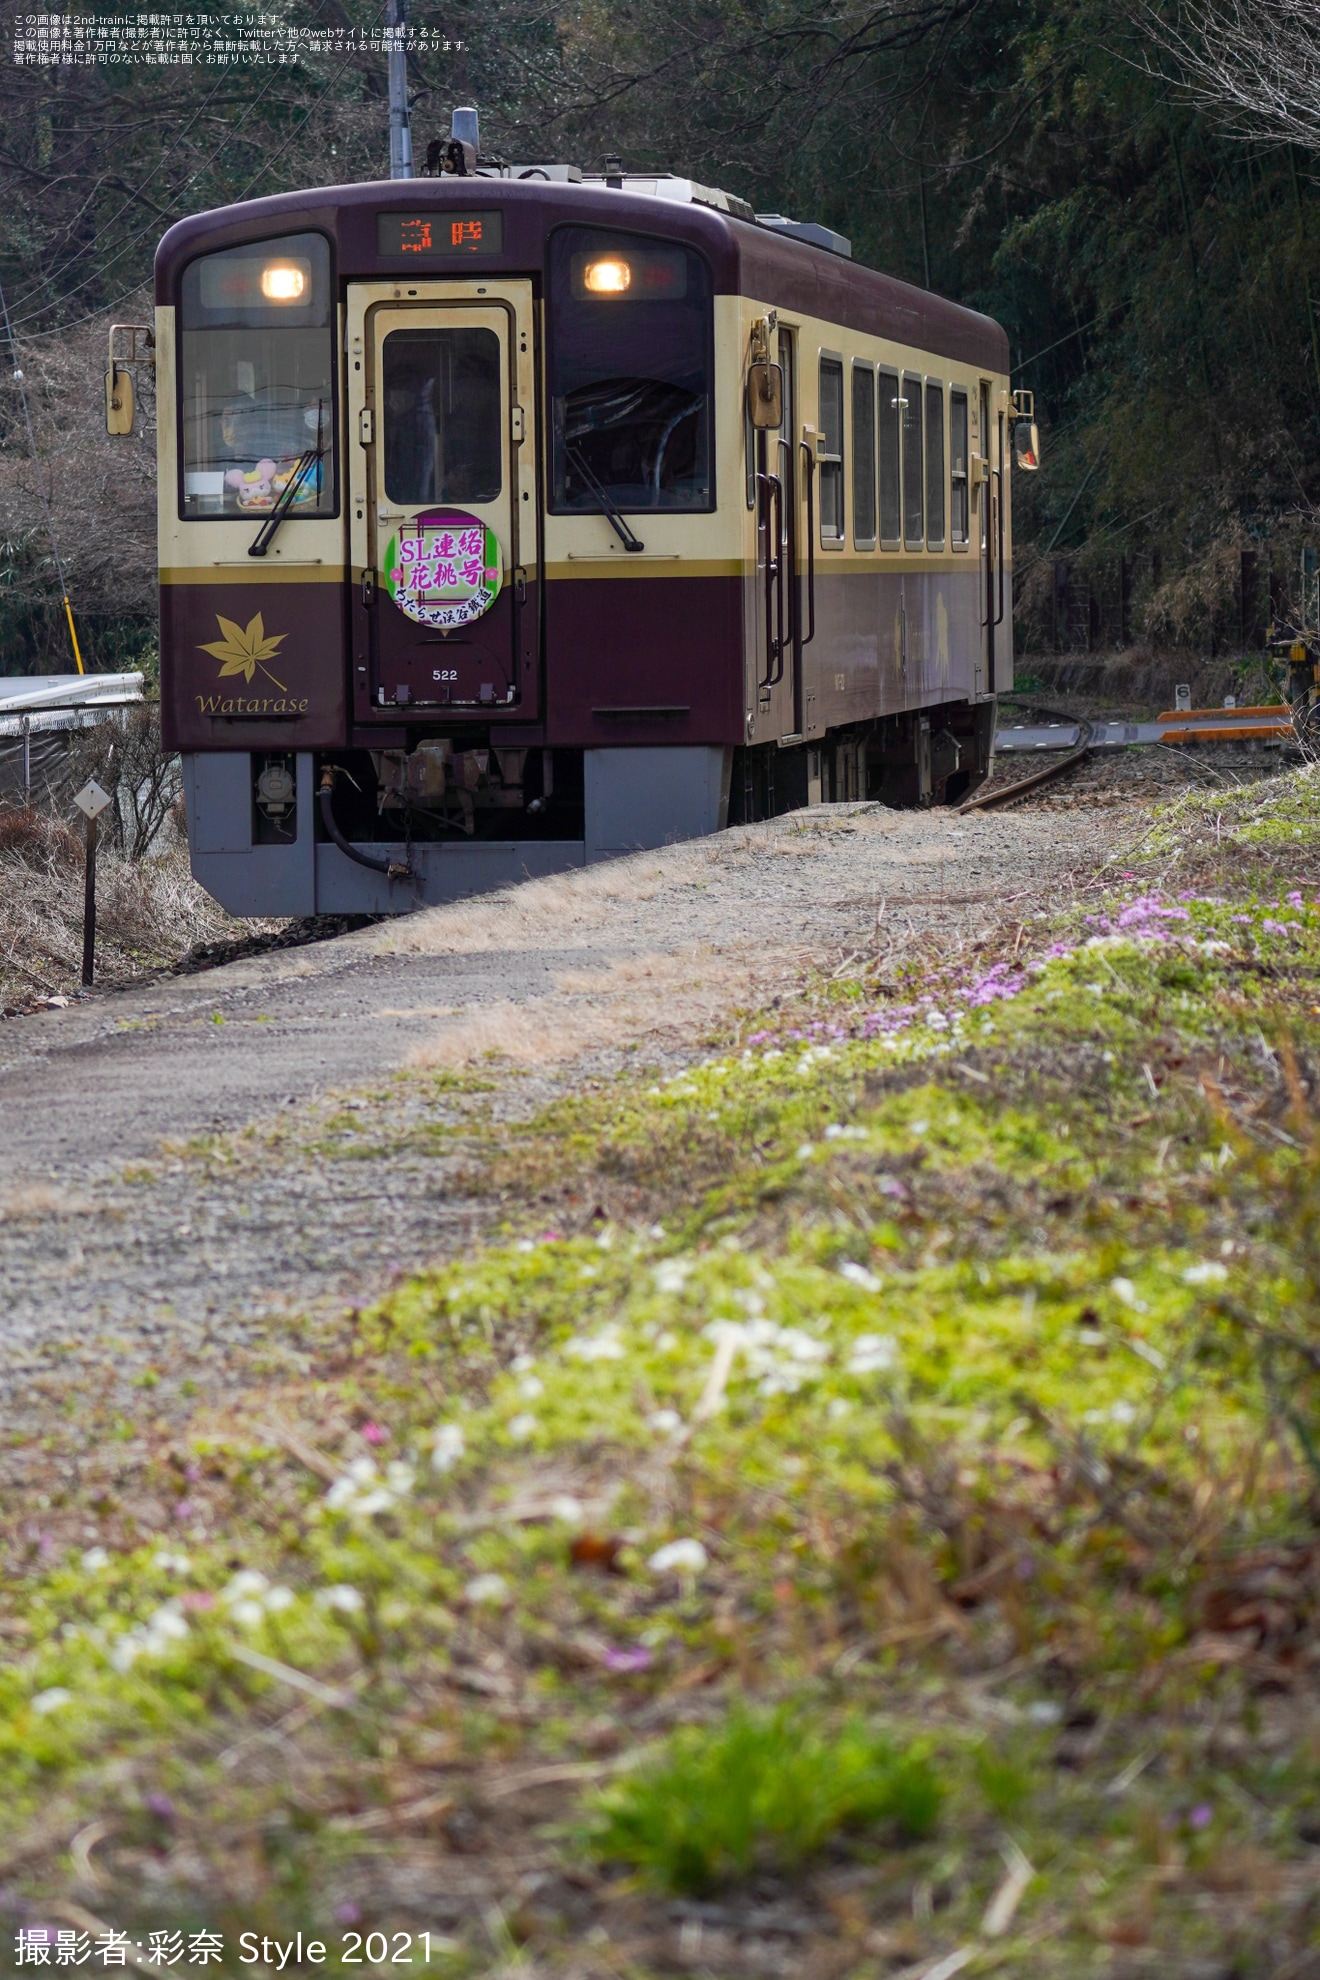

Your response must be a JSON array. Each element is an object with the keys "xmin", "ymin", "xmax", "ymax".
[{"xmin": 3, "ymin": 767, "xmax": 1320, "ymax": 1974}]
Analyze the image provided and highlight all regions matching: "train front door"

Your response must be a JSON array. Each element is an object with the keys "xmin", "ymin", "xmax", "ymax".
[{"xmin": 347, "ymin": 282, "xmax": 539, "ymax": 719}]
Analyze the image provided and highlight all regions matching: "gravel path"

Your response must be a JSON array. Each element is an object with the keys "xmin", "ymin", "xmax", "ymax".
[{"xmin": 0, "ymin": 799, "xmax": 1133, "ymax": 1427}]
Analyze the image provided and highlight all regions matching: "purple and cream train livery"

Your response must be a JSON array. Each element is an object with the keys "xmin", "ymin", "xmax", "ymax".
[{"xmin": 146, "ymin": 143, "xmax": 1032, "ymax": 914}]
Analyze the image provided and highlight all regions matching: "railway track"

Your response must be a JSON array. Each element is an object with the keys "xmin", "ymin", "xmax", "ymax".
[{"xmin": 958, "ymin": 715, "xmax": 1095, "ymax": 813}]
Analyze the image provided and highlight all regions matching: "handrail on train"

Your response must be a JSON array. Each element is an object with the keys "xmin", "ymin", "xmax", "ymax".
[{"xmin": 799, "ymin": 438, "xmax": 816, "ymax": 648}]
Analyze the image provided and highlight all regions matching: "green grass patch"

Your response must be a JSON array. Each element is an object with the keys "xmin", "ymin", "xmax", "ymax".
[{"xmin": 584, "ymin": 1704, "xmax": 943, "ymax": 1894}]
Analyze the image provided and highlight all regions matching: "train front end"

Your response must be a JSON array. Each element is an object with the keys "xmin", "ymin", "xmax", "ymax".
[{"xmin": 153, "ymin": 179, "xmax": 745, "ymax": 916}]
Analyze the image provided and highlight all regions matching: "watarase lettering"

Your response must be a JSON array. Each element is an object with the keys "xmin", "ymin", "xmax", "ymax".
[{"xmin": 195, "ymin": 694, "xmax": 311, "ymax": 716}]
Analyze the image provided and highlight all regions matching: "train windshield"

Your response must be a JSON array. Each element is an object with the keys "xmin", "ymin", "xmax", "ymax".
[
  {"xmin": 547, "ymin": 227, "xmax": 712, "ymax": 513},
  {"xmin": 178, "ymin": 231, "xmax": 335, "ymax": 518}
]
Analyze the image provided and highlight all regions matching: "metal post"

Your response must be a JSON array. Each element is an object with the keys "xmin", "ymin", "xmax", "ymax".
[
  {"xmin": 386, "ymin": 0, "xmax": 412, "ymax": 180},
  {"xmin": 20, "ymin": 715, "xmax": 29, "ymax": 802},
  {"xmin": 82, "ymin": 812, "xmax": 97, "ymax": 987}
]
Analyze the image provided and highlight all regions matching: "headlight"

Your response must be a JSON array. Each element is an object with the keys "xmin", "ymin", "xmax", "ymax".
[
  {"xmin": 583, "ymin": 257, "xmax": 632, "ymax": 295},
  {"xmin": 260, "ymin": 262, "xmax": 308, "ymax": 302}
]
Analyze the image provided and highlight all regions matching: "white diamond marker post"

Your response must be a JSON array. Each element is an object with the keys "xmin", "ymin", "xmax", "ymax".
[{"xmin": 73, "ymin": 780, "xmax": 113, "ymax": 986}]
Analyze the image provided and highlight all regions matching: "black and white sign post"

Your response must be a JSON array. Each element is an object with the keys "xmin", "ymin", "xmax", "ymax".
[{"xmin": 73, "ymin": 780, "xmax": 112, "ymax": 988}]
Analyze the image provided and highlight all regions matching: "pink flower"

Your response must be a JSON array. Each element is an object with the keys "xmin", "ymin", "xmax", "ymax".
[
  {"xmin": 602, "ymin": 1647, "xmax": 653, "ymax": 1673},
  {"xmin": 361, "ymin": 1422, "xmax": 388, "ymax": 1446}
]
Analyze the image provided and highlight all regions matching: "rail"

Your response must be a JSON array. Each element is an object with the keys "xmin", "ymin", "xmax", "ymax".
[{"xmin": 956, "ymin": 715, "xmax": 1094, "ymax": 813}]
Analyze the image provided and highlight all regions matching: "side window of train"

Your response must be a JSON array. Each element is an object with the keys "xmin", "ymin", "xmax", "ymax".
[
  {"xmin": 950, "ymin": 389, "xmax": 970, "ymax": 548},
  {"xmin": 852, "ymin": 364, "xmax": 877, "ymax": 549},
  {"xmin": 818, "ymin": 355, "xmax": 845, "ymax": 544},
  {"xmin": 546, "ymin": 227, "xmax": 714, "ymax": 514},
  {"xmin": 902, "ymin": 373, "xmax": 924, "ymax": 550},
  {"xmin": 925, "ymin": 380, "xmax": 946, "ymax": 550},
  {"xmin": 878, "ymin": 371, "xmax": 901, "ymax": 548}
]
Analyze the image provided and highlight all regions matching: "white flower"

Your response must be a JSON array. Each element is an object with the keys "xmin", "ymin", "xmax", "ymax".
[
  {"xmin": 465, "ymin": 1574, "xmax": 510, "ymax": 1606},
  {"xmin": 325, "ymin": 1457, "xmax": 413, "ymax": 1517},
  {"xmin": 147, "ymin": 1604, "xmax": 189, "ymax": 1642},
  {"xmin": 848, "ymin": 1334, "xmax": 898, "ymax": 1375},
  {"xmin": 548, "ymin": 1495, "xmax": 584, "ymax": 1525},
  {"xmin": 109, "ymin": 1638, "xmax": 141, "ymax": 1673},
  {"xmin": 222, "ymin": 1570, "xmax": 270, "ymax": 1605},
  {"xmin": 507, "ymin": 1413, "xmax": 538, "ymax": 1442},
  {"xmin": 653, "ymin": 1259, "xmax": 693, "ymax": 1294},
  {"xmin": 81, "ymin": 1547, "xmax": 109, "ymax": 1572},
  {"xmin": 152, "ymin": 1551, "xmax": 191, "ymax": 1576},
  {"xmin": 778, "ymin": 1328, "xmax": 830, "ymax": 1363},
  {"xmin": 230, "ymin": 1600, "xmax": 267, "ymax": 1631},
  {"xmin": 510, "ymin": 1353, "xmax": 537, "ymax": 1373},
  {"xmin": 649, "ymin": 1408, "xmax": 683, "ymax": 1436},
  {"xmin": 316, "ymin": 1584, "xmax": 364, "ymax": 1614},
  {"xmin": 264, "ymin": 1586, "xmax": 295, "ymax": 1614},
  {"xmin": 31, "ymin": 1687, "xmax": 72, "ymax": 1715},
  {"xmin": 1025, "ymin": 1700, "xmax": 1062, "ymax": 1725},
  {"xmin": 518, "ymin": 1375, "xmax": 544, "ymax": 1400},
  {"xmin": 839, "ymin": 1261, "xmax": 882, "ymax": 1291},
  {"xmin": 1183, "ymin": 1261, "xmax": 1228, "ymax": 1285},
  {"xmin": 828, "ymin": 1397, "xmax": 854, "ymax": 1419},
  {"xmin": 796, "ymin": 1143, "xmax": 816, "ymax": 1158},
  {"xmin": 824, "ymin": 1125, "xmax": 869, "ymax": 1142},
  {"xmin": 565, "ymin": 1328, "xmax": 626, "ymax": 1361},
  {"xmin": 648, "ymin": 1538, "xmax": 709, "ymax": 1576},
  {"xmin": 432, "ymin": 1424, "xmax": 465, "ymax": 1472}
]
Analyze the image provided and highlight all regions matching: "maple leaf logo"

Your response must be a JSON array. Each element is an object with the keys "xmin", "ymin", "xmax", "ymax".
[{"xmin": 199, "ymin": 613, "xmax": 289, "ymax": 691}]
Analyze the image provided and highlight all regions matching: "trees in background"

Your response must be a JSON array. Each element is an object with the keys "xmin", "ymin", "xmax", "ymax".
[{"xmin": 1, "ymin": 0, "xmax": 1317, "ymax": 664}]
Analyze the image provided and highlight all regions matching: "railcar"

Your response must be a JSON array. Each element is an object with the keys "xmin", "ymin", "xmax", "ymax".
[{"xmin": 139, "ymin": 135, "xmax": 1032, "ymax": 915}]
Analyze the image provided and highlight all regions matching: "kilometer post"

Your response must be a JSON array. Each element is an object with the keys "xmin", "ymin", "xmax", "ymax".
[{"xmin": 73, "ymin": 780, "xmax": 113, "ymax": 988}]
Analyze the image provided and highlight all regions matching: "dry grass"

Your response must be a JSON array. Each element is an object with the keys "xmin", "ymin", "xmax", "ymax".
[
  {"xmin": 0, "ymin": 806, "xmax": 261, "ymax": 1005},
  {"xmin": 367, "ymin": 814, "xmax": 894, "ymax": 961},
  {"xmin": 408, "ymin": 945, "xmax": 796, "ymax": 1068},
  {"xmin": 371, "ymin": 849, "xmax": 718, "ymax": 958},
  {"xmin": 0, "ymin": 1183, "xmax": 87, "ymax": 1219}
]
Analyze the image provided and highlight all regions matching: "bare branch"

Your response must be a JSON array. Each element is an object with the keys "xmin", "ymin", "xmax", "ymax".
[{"xmin": 1137, "ymin": 0, "xmax": 1320, "ymax": 152}]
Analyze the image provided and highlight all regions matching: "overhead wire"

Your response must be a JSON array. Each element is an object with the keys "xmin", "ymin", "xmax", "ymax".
[
  {"xmin": 9, "ymin": 0, "xmax": 379, "ymax": 333},
  {"xmin": 0, "ymin": 276, "xmax": 85, "ymax": 672},
  {"xmin": 7, "ymin": 65, "xmax": 248, "ymax": 311},
  {"xmin": 9, "ymin": 59, "xmax": 296, "ymax": 331}
]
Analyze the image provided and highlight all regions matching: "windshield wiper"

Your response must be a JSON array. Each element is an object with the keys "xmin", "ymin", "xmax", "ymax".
[
  {"xmin": 248, "ymin": 403, "xmax": 325, "ymax": 558},
  {"xmin": 565, "ymin": 444, "xmax": 644, "ymax": 553}
]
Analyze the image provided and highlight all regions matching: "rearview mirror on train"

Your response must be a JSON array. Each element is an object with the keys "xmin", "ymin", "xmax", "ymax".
[
  {"xmin": 1013, "ymin": 419, "xmax": 1041, "ymax": 470},
  {"xmin": 104, "ymin": 322, "xmax": 154, "ymax": 437},
  {"xmin": 105, "ymin": 364, "xmax": 134, "ymax": 435},
  {"xmin": 747, "ymin": 360, "xmax": 783, "ymax": 430}
]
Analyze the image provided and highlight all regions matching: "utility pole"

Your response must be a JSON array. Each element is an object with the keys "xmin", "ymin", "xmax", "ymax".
[{"xmin": 386, "ymin": 0, "xmax": 413, "ymax": 180}]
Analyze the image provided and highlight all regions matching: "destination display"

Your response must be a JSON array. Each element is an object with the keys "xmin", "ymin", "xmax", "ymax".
[{"xmin": 376, "ymin": 212, "xmax": 504, "ymax": 258}]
